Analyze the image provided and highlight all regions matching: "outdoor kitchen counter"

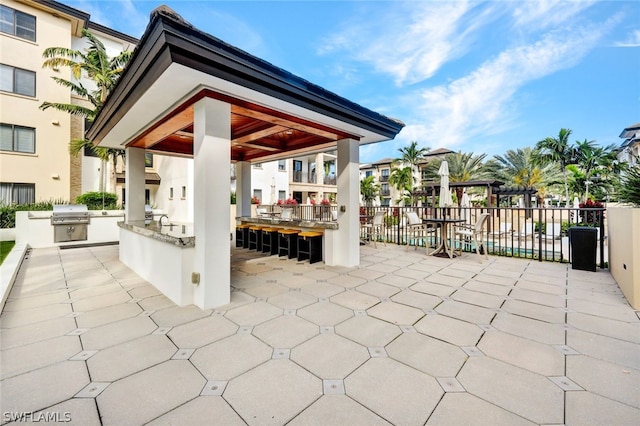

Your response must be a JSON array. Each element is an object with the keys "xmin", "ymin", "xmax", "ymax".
[
  {"xmin": 118, "ymin": 221, "xmax": 195, "ymax": 247},
  {"xmin": 236, "ymin": 216, "xmax": 338, "ymax": 230}
]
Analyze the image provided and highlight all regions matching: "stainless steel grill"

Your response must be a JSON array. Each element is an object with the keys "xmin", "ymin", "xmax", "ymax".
[{"xmin": 51, "ymin": 204, "xmax": 90, "ymax": 243}]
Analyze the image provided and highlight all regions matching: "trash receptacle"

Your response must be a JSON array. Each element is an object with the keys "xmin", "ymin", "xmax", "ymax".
[{"xmin": 569, "ymin": 227, "xmax": 597, "ymax": 272}]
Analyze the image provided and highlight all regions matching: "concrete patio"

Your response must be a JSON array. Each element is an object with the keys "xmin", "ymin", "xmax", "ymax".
[{"xmin": 1, "ymin": 243, "xmax": 639, "ymax": 425}]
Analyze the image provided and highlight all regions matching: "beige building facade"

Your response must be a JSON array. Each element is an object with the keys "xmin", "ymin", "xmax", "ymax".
[{"xmin": 0, "ymin": 0, "xmax": 136, "ymax": 205}]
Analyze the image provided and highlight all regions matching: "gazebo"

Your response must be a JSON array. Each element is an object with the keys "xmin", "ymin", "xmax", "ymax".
[{"xmin": 86, "ymin": 6, "xmax": 404, "ymax": 309}]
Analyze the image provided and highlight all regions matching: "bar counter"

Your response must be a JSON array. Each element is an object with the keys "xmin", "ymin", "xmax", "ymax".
[{"xmin": 236, "ymin": 216, "xmax": 338, "ymax": 230}]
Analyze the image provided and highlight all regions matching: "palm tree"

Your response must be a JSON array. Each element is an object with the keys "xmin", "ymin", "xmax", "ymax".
[
  {"xmin": 40, "ymin": 29, "xmax": 133, "ymax": 193},
  {"xmin": 360, "ymin": 175, "xmax": 380, "ymax": 207},
  {"xmin": 388, "ymin": 166, "xmax": 413, "ymax": 206},
  {"xmin": 487, "ymin": 147, "xmax": 562, "ymax": 205},
  {"xmin": 534, "ymin": 128, "xmax": 575, "ymax": 206},
  {"xmin": 574, "ymin": 140, "xmax": 619, "ymax": 202},
  {"xmin": 395, "ymin": 141, "xmax": 430, "ymax": 188},
  {"xmin": 422, "ymin": 152, "xmax": 487, "ymax": 206}
]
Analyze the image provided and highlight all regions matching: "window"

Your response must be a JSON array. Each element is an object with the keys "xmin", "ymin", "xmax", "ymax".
[
  {"xmin": 169, "ymin": 187, "xmax": 174, "ymax": 199},
  {"xmin": 253, "ymin": 189, "xmax": 262, "ymax": 203},
  {"xmin": 253, "ymin": 163, "xmax": 262, "ymax": 168},
  {"xmin": 0, "ymin": 123, "xmax": 35, "ymax": 153},
  {"xmin": 145, "ymin": 152, "xmax": 153, "ymax": 168},
  {"xmin": 278, "ymin": 160, "xmax": 286, "ymax": 171},
  {"xmin": 365, "ymin": 170, "xmax": 373, "ymax": 177},
  {"xmin": 278, "ymin": 190, "xmax": 286, "ymax": 201},
  {"xmin": 0, "ymin": 182, "xmax": 34, "ymax": 204},
  {"xmin": 181, "ymin": 186, "xmax": 186, "ymax": 199},
  {"xmin": 0, "ymin": 64, "xmax": 35, "ymax": 97},
  {"xmin": 0, "ymin": 6, "xmax": 36, "ymax": 42}
]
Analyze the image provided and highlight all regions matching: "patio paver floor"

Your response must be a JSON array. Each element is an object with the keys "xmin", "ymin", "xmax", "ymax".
[{"xmin": 1, "ymin": 243, "xmax": 639, "ymax": 425}]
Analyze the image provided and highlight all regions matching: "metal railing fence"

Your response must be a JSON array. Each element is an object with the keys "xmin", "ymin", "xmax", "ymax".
[{"xmin": 257, "ymin": 204, "xmax": 607, "ymax": 268}]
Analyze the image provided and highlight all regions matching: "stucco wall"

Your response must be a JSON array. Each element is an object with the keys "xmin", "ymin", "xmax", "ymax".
[
  {"xmin": 0, "ymin": 0, "xmax": 73, "ymax": 201},
  {"xmin": 607, "ymin": 207, "xmax": 640, "ymax": 309}
]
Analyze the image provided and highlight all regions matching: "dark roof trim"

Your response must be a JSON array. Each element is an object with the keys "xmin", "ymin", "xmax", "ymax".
[
  {"xmin": 88, "ymin": 21, "xmax": 139, "ymax": 45},
  {"xmin": 419, "ymin": 180, "xmax": 505, "ymax": 189},
  {"xmin": 33, "ymin": 0, "xmax": 90, "ymax": 24},
  {"xmin": 87, "ymin": 5, "xmax": 404, "ymax": 144}
]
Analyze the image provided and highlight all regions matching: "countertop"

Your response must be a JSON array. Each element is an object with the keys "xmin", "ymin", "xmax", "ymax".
[{"xmin": 118, "ymin": 221, "xmax": 195, "ymax": 247}]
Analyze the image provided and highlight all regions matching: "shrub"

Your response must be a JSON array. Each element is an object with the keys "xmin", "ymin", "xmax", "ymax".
[
  {"xmin": 230, "ymin": 191, "xmax": 236, "ymax": 204},
  {"xmin": 0, "ymin": 199, "xmax": 67, "ymax": 228},
  {"xmin": 76, "ymin": 192, "xmax": 118, "ymax": 210},
  {"xmin": 618, "ymin": 163, "xmax": 640, "ymax": 207},
  {"xmin": 251, "ymin": 195, "xmax": 260, "ymax": 204}
]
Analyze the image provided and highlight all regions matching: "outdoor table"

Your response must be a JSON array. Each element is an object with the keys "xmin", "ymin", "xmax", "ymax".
[{"xmin": 424, "ymin": 217, "xmax": 465, "ymax": 258}]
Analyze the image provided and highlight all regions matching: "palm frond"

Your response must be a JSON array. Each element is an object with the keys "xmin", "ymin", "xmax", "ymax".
[{"xmin": 39, "ymin": 102, "xmax": 95, "ymax": 118}]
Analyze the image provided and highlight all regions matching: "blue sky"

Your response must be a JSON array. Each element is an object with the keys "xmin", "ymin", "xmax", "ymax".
[{"xmin": 66, "ymin": 0, "xmax": 639, "ymax": 163}]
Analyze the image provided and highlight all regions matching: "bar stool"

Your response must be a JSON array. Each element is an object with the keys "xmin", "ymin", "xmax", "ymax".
[
  {"xmin": 278, "ymin": 229, "xmax": 301, "ymax": 259},
  {"xmin": 261, "ymin": 227, "xmax": 280, "ymax": 255},
  {"xmin": 297, "ymin": 231, "xmax": 323, "ymax": 264},
  {"xmin": 236, "ymin": 224, "xmax": 251, "ymax": 248},
  {"xmin": 248, "ymin": 225, "xmax": 266, "ymax": 251}
]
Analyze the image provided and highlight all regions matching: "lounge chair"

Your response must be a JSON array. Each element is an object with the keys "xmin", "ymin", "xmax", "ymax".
[
  {"xmin": 541, "ymin": 223, "xmax": 561, "ymax": 241},
  {"xmin": 405, "ymin": 211, "xmax": 432, "ymax": 252},
  {"xmin": 454, "ymin": 213, "xmax": 490, "ymax": 262},
  {"xmin": 361, "ymin": 210, "xmax": 386, "ymax": 248},
  {"xmin": 491, "ymin": 222, "xmax": 512, "ymax": 238}
]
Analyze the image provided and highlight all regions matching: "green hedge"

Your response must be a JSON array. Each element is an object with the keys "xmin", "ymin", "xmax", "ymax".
[
  {"xmin": 75, "ymin": 192, "xmax": 118, "ymax": 210},
  {"xmin": 0, "ymin": 192, "xmax": 120, "ymax": 228},
  {"xmin": 0, "ymin": 200, "xmax": 64, "ymax": 228}
]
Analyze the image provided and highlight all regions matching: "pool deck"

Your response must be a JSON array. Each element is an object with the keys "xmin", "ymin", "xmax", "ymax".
[{"xmin": 1, "ymin": 243, "xmax": 638, "ymax": 425}]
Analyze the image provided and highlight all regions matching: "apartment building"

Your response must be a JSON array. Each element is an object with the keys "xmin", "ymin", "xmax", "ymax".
[
  {"xmin": 288, "ymin": 151, "xmax": 337, "ymax": 204},
  {"xmin": 359, "ymin": 148, "xmax": 454, "ymax": 207},
  {"xmin": 0, "ymin": 0, "xmax": 137, "ymax": 205},
  {"xmin": 619, "ymin": 122, "xmax": 640, "ymax": 166}
]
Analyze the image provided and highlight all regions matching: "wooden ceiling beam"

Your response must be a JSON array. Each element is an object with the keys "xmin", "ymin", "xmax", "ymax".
[
  {"xmin": 232, "ymin": 124, "xmax": 288, "ymax": 144},
  {"xmin": 232, "ymin": 105, "xmax": 339, "ymax": 141}
]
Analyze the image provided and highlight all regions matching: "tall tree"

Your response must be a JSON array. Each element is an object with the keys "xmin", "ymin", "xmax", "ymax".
[
  {"xmin": 534, "ymin": 128, "xmax": 575, "ymax": 206},
  {"xmin": 574, "ymin": 139, "xmax": 619, "ymax": 202},
  {"xmin": 422, "ymin": 152, "xmax": 487, "ymax": 206},
  {"xmin": 360, "ymin": 175, "xmax": 380, "ymax": 207},
  {"xmin": 486, "ymin": 147, "xmax": 562, "ymax": 205},
  {"xmin": 40, "ymin": 29, "xmax": 133, "ymax": 193},
  {"xmin": 395, "ymin": 141, "xmax": 430, "ymax": 188},
  {"xmin": 388, "ymin": 166, "xmax": 413, "ymax": 206}
]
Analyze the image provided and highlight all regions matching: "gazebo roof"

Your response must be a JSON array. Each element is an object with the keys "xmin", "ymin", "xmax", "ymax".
[{"xmin": 87, "ymin": 6, "xmax": 404, "ymax": 162}]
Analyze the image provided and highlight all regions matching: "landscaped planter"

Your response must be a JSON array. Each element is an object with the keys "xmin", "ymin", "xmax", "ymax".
[{"xmin": 607, "ymin": 207, "xmax": 640, "ymax": 309}]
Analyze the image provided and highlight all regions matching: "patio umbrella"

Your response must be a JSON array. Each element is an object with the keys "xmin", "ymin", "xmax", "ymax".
[
  {"xmin": 438, "ymin": 160, "xmax": 454, "ymax": 208},
  {"xmin": 573, "ymin": 196, "xmax": 580, "ymax": 223},
  {"xmin": 270, "ymin": 177, "xmax": 276, "ymax": 205},
  {"xmin": 460, "ymin": 190, "xmax": 471, "ymax": 220}
]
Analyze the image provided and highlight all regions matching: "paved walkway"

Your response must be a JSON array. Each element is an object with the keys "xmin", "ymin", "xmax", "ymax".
[{"xmin": 1, "ymin": 244, "xmax": 639, "ymax": 425}]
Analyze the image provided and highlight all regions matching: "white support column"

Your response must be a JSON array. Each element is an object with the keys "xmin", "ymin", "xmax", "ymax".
[
  {"xmin": 125, "ymin": 147, "xmax": 145, "ymax": 223},
  {"xmin": 193, "ymin": 98, "xmax": 231, "ymax": 309},
  {"xmin": 327, "ymin": 138, "xmax": 359, "ymax": 267},
  {"xmin": 236, "ymin": 161, "xmax": 252, "ymax": 217}
]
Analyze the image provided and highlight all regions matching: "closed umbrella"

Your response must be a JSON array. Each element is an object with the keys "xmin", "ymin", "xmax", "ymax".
[
  {"xmin": 573, "ymin": 196, "xmax": 580, "ymax": 223},
  {"xmin": 438, "ymin": 160, "xmax": 454, "ymax": 208},
  {"xmin": 460, "ymin": 189, "xmax": 471, "ymax": 220},
  {"xmin": 270, "ymin": 177, "xmax": 276, "ymax": 205}
]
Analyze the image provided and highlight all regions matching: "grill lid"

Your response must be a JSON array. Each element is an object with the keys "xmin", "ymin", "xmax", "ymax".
[{"xmin": 53, "ymin": 204, "xmax": 89, "ymax": 215}]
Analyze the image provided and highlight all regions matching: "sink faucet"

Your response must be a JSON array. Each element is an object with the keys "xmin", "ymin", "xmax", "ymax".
[{"xmin": 159, "ymin": 214, "xmax": 169, "ymax": 226}]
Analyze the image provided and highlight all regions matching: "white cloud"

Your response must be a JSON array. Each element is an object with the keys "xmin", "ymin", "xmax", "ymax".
[
  {"xmin": 614, "ymin": 29, "xmax": 640, "ymax": 47},
  {"xmin": 413, "ymin": 19, "xmax": 615, "ymax": 151},
  {"xmin": 318, "ymin": 1, "xmax": 500, "ymax": 86},
  {"xmin": 512, "ymin": 0, "xmax": 596, "ymax": 31}
]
